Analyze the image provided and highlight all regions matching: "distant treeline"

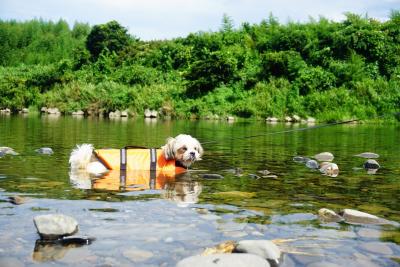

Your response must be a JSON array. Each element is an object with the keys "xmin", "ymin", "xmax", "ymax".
[{"xmin": 0, "ymin": 13, "xmax": 399, "ymax": 121}]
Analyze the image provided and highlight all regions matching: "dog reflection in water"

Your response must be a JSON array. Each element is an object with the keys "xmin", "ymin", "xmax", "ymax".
[{"xmin": 69, "ymin": 171, "xmax": 202, "ymax": 206}]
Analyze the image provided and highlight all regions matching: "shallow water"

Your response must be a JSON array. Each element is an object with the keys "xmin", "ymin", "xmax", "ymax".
[{"xmin": 0, "ymin": 115, "xmax": 399, "ymax": 266}]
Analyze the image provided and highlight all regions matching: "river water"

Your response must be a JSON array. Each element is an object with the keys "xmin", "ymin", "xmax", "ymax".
[{"xmin": 0, "ymin": 114, "xmax": 399, "ymax": 266}]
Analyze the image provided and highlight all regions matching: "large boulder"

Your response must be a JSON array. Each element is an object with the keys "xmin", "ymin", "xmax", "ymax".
[{"xmin": 33, "ymin": 214, "xmax": 78, "ymax": 240}]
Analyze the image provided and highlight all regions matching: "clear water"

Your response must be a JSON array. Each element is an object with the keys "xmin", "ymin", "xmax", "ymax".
[{"xmin": 0, "ymin": 115, "xmax": 399, "ymax": 266}]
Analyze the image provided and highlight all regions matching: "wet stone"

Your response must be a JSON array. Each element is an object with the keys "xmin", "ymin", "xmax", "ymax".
[
  {"xmin": 355, "ymin": 152, "xmax": 380, "ymax": 159},
  {"xmin": 319, "ymin": 162, "xmax": 339, "ymax": 177},
  {"xmin": 200, "ymin": 174, "xmax": 224, "ymax": 179},
  {"xmin": 235, "ymin": 240, "xmax": 281, "ymax": 266},
  {"xmin": 341, "ymin": 209, "xmax": 387, "ymax": 225},
  {"xmin": 33, "ymin": 214, "xmax": 78, "ymax": 240},
  {"xmin": 293, "ymin": 156, "xmax": 311, "ymax": 163},
  {"xmin": 318, "ymin": 208, "xmax": 343, "ymax": 223},
  {"xmin": 258, "ymin": 170, "xmax": 271, "ymax": 175},
  {"xmin": 176, "ymin": 253, "xmax": 270, "ymax": 267},
  {"xmin": 0, "ymin": 147, "xmax": 19, "ymax": 156},
  {"xmin": 306, "ymin": 160, "xmax": 319, "ymax": 169},
  {"xmin": 35, "ymin": 147, "xmax": 54, "ymax": 155},
  {"xmin": 248, "ymin": 174, "xmax": 261, "ymax": 179},
  {"xmin": 8, "ymin": 195, "xmax": 27, "ymax": 205},
  {"xmin": 314, "ymin": 152, "xmax": 334, "ymax": 162},
  {"xmin": 363, "ymin": 159, "xmax": 380, "ymax": 170}
]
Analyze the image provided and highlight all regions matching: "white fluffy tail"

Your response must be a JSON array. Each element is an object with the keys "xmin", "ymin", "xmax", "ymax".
[{"xmin": 69, "ymin": 144, "xmax": 94, "ymax": 170}]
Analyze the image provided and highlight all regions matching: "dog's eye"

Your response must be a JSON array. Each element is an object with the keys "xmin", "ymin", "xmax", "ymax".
[
  {"xmin": 182, "ymin": 147, "xmax": 187, "ymax": 151},
  {"xmin": 194, "ymin": 147, "xmax": 198, "ymax": 151}
]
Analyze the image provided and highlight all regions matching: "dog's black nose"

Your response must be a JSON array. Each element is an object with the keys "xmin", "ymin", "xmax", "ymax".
[{"xmin": 190, "ymin": 152, "xmax": 196, "ymax": 158}]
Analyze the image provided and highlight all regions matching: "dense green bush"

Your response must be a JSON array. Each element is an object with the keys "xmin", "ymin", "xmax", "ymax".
[{"xmin": 0, "ymin": 14, "xmax": 399, "ymax": 122}]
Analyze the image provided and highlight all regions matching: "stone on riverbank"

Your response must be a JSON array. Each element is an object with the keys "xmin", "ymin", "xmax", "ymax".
[
  {"xmin": 144, "ymin": 109, "xmax": 158, "ymax": 118},
  {"xmin": 318, "ymin": 208, "xmax": 343, "ymax": 223},
  {"xmin": 72, "ymin": 110, "xmax": 84, "ymax": 116},
  {"xmin": 235, "ymin": 240, "xmax": 281, "ymax": 266},
  {"xmin": 176, "ymin": 253, "xmax": 270, "ymax": 267},
  {"xmin": 33, "ymin": 214, "xmax": 78, "ymax": 240}
]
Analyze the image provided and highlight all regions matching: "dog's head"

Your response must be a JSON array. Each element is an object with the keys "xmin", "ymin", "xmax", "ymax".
[{"xmin": 162, "ymin": 134, "xmax": 203, "ymax": 168}]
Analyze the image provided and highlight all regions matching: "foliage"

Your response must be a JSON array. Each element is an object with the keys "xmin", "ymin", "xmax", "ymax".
[
  {"xmin": 0, "ymin": 13, "xmax": 399, "ymax": 122},
  {"xmin": 86, "ymin": 20, "xmax": 133, "ymax": 60}
]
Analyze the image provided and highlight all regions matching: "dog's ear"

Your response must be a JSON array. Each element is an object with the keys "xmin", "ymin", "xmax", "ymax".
[
  {"xmin": 163, "ymin": 137, "xmax": 176, "ymax": 160},
  {"xmin": 197, "ymin": 141, "xmax": 204, "ymax": 158}
]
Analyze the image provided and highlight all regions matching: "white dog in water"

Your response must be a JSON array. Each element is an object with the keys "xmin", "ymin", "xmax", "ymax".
[{"xmin": 69, "ymin": 134, "xmax": 203, "ymax": 175}]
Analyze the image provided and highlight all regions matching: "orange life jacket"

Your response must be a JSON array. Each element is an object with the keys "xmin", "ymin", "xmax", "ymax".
[
  {"xmin": 92, "ymin": 170, "xmax": 176, "ymax": 191},
  {"xmin": 92, "ymin": 148, "xmax": 187, "ymax": 191},
  {"xmin": 94, "ymin": 148, "xmax": 186, "ymax": 173}
]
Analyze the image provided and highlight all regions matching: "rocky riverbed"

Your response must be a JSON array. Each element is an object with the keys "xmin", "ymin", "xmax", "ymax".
[{"xmin": 0, "ymin": 195, "xmax": 399, "ymax": 266}]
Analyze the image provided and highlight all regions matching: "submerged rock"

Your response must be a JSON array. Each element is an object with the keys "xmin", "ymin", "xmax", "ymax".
[
  {"xmin": 248, "ymin": 174, "xmax": 261, "ymax": 179},
  {"xmin": 202, "ymin": 240, "xmax": 236, "ymax": 255},
  {"xmin": 8, "ymin": 195, "xmax": 27, "ymax": 205},
  {"xmin": 33, "ymin": 214, "xmax": 78, "ymax": 240},
  {"xmin": 305, "ymin": 159, "xmax": 319, "ymax": 169},
  {"xmin": 258, "ymin": 169, "xmax": 271, "ymax": 175},
  {"xmin": 35, "ymin": 147, "xmax": 54, "ymax": 155},
  {"xmin": 224, "ymin": 168, "xmax": 243, "ymax": 176},
  {"xmin": 235, "ymin": 240, "xmax": 281, "ymax": 266},
  {"xmin": 355, "ymin": 152, "xmax": 379, "ymax": 159},
  {"xmin": 319, "ymin": 162, "xmax": 339, "ymax": 177},
  {"xmin": 293, "ymin": 156, "xmax": 311, "ymax": 163},
  {"xmin": 318, "ymin": 208, "xmax": 343, "ymax": 223},
  {"xmin": 364, "ymin": 159, "xmax": 380, "ymax": 170},
  {"xmin": 176, "ymin": 254, "xmax": 270, "ymax": 267},
  {"xmin": 314, "ymin": 152, "xmax": 334, "ymax": 162},
  {"xmin": 200, "ymin": 174, "xmax": 224, "ymax": 179}
]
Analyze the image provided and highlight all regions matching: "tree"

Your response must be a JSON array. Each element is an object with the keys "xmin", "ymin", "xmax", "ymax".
[
  {"xmin": 185, "ymin": 50, "xmax": 238, "ymax": 97},
  {"xmin": 86, "ymin": 20, "xmax": 132, "ymax": 60}
]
